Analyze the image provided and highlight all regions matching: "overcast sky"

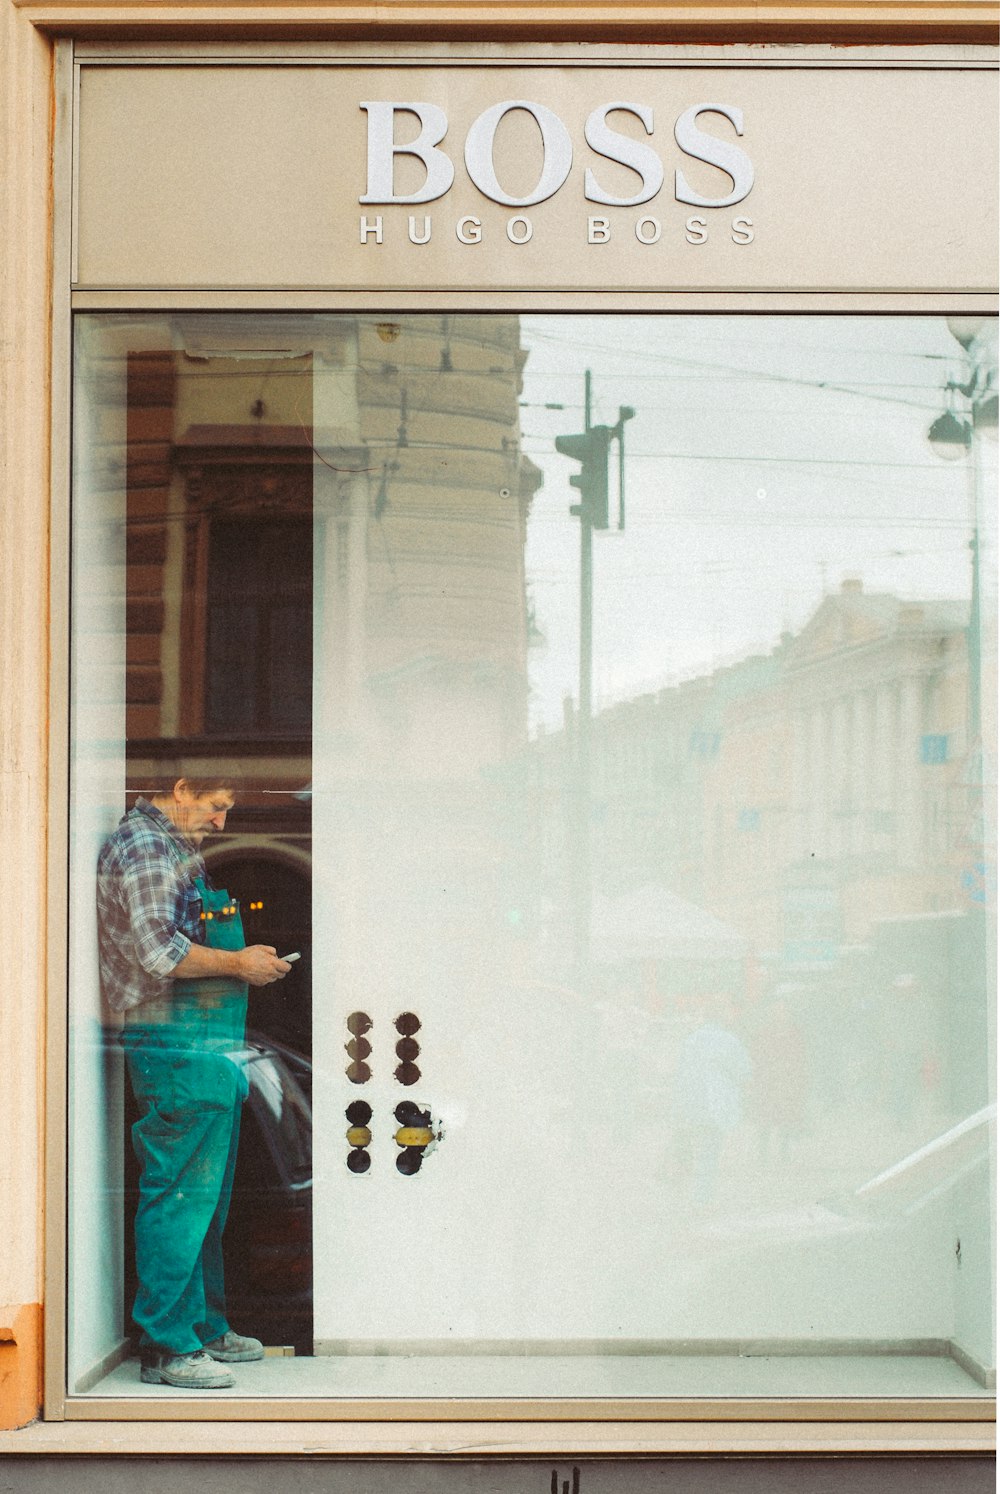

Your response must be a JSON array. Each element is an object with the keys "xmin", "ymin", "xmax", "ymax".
[{"xmin": 518, "ymin": 315, "xmax": 993, "ymax": 732}]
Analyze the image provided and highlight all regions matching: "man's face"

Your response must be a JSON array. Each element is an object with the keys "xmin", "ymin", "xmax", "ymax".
[{"xmin": 171, "ymin": 783, "xmax": 235, "ymax": 845}]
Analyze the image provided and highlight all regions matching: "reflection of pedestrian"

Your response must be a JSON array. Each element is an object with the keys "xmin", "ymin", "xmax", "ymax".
[
  {"xmin": 98, "ymin": 779, "xmax": 291, "ymax": 1389},
  {"xmin": 749, "ymin": 998, "xmax": 809, "ymax": 1163},
  {"xmin": 671, "ymin": 999, "xmax": 752, "ymax": 1206}
]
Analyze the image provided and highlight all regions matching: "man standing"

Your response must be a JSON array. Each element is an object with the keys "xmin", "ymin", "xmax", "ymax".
[{"xmin": 97, "ymin": 777, "xmax": 291, "ymax": 1389}]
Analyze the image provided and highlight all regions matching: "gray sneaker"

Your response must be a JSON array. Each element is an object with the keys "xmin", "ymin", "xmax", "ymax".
[
  {"xmin": 140, "ymin": 1350, "xmax": 235, "ymax": 1388},
  {"xmin": 203, "ymin": 1330, "xmax": 265, "ymax": 1362}
]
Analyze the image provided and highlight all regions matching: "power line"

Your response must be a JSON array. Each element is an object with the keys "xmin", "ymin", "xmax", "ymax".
[
  {"xmin": 520, "ymin": 442, "xmax": 966, "ymax": 474},
  {"xmin": 522, "ymin": 322, "xmax": 957, "ymax": 365},
  {"xmin": 521, "ymin": 335, "xmax": 960, "ymax": 411}
]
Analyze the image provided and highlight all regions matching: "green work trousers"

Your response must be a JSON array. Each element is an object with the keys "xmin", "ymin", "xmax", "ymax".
[{"xmin": 123, "ymin": 882, "xmax": 249, "ymax": 1357}]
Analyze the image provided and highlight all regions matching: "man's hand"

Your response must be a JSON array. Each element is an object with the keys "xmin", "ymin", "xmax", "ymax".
[
  {"xmin": 234, "ymin": 945, "xmax": 292, "ymax": 986},
  {"xmin": 172, "ymin": 941, "xmax": 292, "ymax": 986}
]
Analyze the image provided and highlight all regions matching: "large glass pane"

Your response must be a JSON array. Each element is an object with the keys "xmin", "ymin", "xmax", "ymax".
[{"xmin": 69, "ymin": 312, "xmax": 996, "ymax": 1401}]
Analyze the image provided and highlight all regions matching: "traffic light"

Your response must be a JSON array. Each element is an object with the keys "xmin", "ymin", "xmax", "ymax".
[{"xmin": 555, "ymin": 424, "xmax": 613, "ymax": 529}]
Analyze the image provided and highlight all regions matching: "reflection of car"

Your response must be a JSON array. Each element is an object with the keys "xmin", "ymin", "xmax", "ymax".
[
  {"xmin": 678, "ymin": 1106, "xmax": 995, "ymax": 1363},
  {"xmin": 697, "ymin": 1105, "xmax": 995, "ymax": 1249},
  {"xmin": 124, "ymin": 1032, "xmax": 313, "ymax": 1357},
  {"xmin": 849, "ymin": 1104, "xmax": 994, "ymax": 1215},
  {"xmin": 224, "ymin": 1037, "xmax": 312, "ymax": 1355}
]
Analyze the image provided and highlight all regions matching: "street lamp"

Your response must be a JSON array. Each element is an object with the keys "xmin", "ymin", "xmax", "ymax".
[
  {"xmin": 928, "ymin": 316, "xmax": 998, "ymax": 755},
  {"xmin": 928, "ymin": 407, "xmax": 972, "ymax": 460}
]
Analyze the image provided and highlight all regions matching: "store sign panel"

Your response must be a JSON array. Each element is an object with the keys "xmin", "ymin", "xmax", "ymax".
[{"xmin": 74, "ymin": 63, "xmax": 998, "ymax": 291}]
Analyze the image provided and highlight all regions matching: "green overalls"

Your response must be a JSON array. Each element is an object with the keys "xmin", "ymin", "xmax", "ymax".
[{"xmin": 123, "ymin": 878, "xmax": 249, "ymax": 1357}]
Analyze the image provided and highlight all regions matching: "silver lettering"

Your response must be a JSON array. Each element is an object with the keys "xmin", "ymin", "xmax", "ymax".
[
  {"xmin": 359, "ymin": 215, "xmax": 384, "ymax": 243},
  {"xmin": 685, "ymin": 215, "xmax": 708, "ymax": 244},
  {"xmin": 674, "ymin": 103, "xmax": 754, "ymax": 209},
  {"xmin": 588, "ymin": 216, "xmax": 612, "ymax": 244},
  {"xmin": 464, "ymin": 100, "xmax": 573, "ymax": 208},
  {"xmin": 360, "ymin": 102, "xmax": 455, "ymax": 205},
  {"xmin": 456, "ymin": 215, "xmax": 483, "ymax": 244},
  {"xmin": 584, "ymin": 103, "xmax": 664, "ymax": 207},
  {"xmin": 408, "ymin": 214, "xmax": 432, "ymax": 244}
]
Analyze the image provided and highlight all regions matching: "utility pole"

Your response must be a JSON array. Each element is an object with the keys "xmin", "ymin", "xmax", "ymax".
[
  {"xmin": 577, "ymin": 370, "xmax": 594, "ymax": 981},
  {"xmin": 555, "ymin": 374, "xmax": 634, "ymax": 984}
]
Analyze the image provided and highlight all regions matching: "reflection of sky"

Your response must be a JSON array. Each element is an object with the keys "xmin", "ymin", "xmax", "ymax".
[{"xmin": 520, "ymin": 316, "xmax": 981, "ymax": 732}]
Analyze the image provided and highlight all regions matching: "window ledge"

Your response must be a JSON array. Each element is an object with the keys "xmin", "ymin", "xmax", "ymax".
[{"xmin": 0, "ymin": 1419, "xmax": 995, "ymax": 1457}]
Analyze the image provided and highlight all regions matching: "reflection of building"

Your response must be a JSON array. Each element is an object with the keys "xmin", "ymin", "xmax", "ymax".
[
  {"xmin": 708, "ymin": 580, "xmax": 976, "ymax": 956},
  {"xmin": 119, "ymin": 316, "xmax": 538, "ymax": 765},
  {"xmin": 533, "ymin": 579, "xmax": 981, "ymax": 968},
  {"xmin": 65, "ymin": 312, "xmax": 547, "ymax": 1382},
  {"xmin": 96, "ymin": 314, "xmax": 540, "ymax": 1037}
]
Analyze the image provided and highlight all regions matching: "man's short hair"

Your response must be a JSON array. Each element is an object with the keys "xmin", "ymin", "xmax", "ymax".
[
  {"xmin": 141, "ymin": 774, "xmax": 240, "ymax": 797},
  {"xmin": 181, "ymin": 776, "xmax": 240, "ymax": 796}
]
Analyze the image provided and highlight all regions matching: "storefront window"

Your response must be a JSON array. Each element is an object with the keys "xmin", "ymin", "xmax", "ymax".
[{"xmin": 68, "ymin": 311, "xmax": 996, "ymax": 1402}]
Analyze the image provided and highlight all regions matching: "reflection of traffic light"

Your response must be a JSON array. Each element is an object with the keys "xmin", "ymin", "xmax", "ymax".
[{"xmin": 555, "ymin": 425, "xmax": 613, "ymax": 529}]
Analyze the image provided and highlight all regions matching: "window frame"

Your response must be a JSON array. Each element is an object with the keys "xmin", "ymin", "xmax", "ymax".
[{"xmin": 45, "ymin": 36, "xmax": 998, "ymax": 1438}]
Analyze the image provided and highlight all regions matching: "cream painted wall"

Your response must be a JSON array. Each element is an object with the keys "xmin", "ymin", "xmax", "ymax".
[
  {"xmin": 0, "ymin": 0, "xmax": 997, "ymax": 1436},
  {"xmin": 0, "ymin": 0, "xmax": 53, "ymax": 1408}
]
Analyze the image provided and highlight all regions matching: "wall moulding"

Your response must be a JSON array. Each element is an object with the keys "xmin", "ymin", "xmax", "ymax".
[{"xmin": 11, "ymin": 0, "xmax": 1000, "ymax": 41}]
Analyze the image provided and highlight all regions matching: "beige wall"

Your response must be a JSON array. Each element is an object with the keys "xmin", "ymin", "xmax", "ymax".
[
  {"xmin": 0, "ymin": 0, "xmax": 51, "ymax": 1434},
  {"xmin": 0, "ymin": 0, "xmax": 996, "ymax": 1444}
]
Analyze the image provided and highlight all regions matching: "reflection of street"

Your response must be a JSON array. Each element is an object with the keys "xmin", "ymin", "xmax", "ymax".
[
  {"xmin": 574, "ymin": 976, "xmax": 977, "ymax": 1233},
  {"xmin": 451, "ymin": 966, "xmax": 989, "ymax": 1342},
  {"xmin": 519, "ymin": 566, "xmax": 992, "ymax": 1280}
]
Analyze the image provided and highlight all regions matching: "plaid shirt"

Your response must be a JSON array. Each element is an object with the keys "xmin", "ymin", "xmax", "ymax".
[{"xmin": 97, "ymin": 797, "xmax": 206, "ymax": 1013}]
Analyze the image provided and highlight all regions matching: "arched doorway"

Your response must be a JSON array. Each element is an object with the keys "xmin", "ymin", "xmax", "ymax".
[{"xmin": 205, "ymin": 852, "xmax": 312, "ymax": 1059}]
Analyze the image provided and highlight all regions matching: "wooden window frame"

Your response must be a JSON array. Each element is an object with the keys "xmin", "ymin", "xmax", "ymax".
[{"xmin": 41, "ymin": 31, "xmax": 997, "ymax": 1452}]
